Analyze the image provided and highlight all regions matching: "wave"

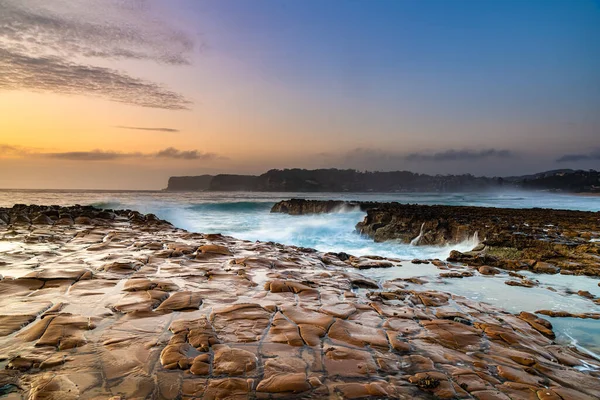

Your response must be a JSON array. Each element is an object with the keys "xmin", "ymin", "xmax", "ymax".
[
  {"xmin": 564, "ymin": 333, "xmax": 600, "ymax": 364},
  {"xmin": 90, "ymin": 201, "xmax": 127, "ymax": 210},
  {"xmin": 186, "ymin": 201, "xmax": 275, "ymax": 213}
]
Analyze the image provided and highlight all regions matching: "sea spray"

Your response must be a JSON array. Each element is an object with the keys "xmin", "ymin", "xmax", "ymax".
[
  {"xmin": 331, "ymin": 203, "xmax": 362, "ymax": 213},
  {"xmin": 464, "ymin": 230, "xmax": 480, "ymax": 249},
  {"xmin": 410, "ymin": 222, "xmax": 426, "ymax": 246}
]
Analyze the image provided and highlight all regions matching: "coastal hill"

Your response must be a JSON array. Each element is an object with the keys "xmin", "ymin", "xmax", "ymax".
[{"xmin": 167, "ymin": 168, "xmax": 600, "ymax": 193}]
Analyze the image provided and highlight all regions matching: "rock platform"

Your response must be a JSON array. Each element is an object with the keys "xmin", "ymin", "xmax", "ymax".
[{"xmin": 0, "ymin": 205, "xmax": 599, "ymax": 399}]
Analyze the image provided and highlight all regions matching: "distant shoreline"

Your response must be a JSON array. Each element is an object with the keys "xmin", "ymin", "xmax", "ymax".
[
  {"xmin": 0, "ymin": 188, "xmax": 599, "ymax": 195},
  {"xmin": 167, "ymin": 168, "xmax": 600, "ymax": 193}
]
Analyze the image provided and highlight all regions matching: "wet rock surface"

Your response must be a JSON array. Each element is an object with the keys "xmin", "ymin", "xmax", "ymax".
[
  {"xmin": 0, "ymin": 204, "xmax": 599, "ymax": 399},
  {"xmin": 273, "ymin": 199, "xmax": 600, "ymax": 276}
]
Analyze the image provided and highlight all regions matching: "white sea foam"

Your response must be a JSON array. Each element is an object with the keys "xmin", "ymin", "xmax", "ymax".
[
  {"xmin": 410, "ymin": 223, "xmax": 426, "ymax": 246},
  {"xmin": 564, "ymin": 333, "xmax": 600, "ymax": 365}
]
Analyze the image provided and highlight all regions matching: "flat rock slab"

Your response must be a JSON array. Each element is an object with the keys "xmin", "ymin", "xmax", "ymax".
[
  {"xmin": 328, "ymin": 319, "xmax": 389, "ymax": 349},
  {"xmin": 18, "ymin": 313, "xmax": 97, "ymax": 350},
  {"xmin": 212, "ymin": 345, "xmax": 258, "ymax": 376},
  {"xmin": 155, "ymin": 291, "xmax": 202, "ymax": 312},
  {"xmin": 0, "ymin": 314, "xmax": 38, "ymax": 336},
  {"xmin": 113, "ymin": 290, "xmax": 169, "ymax": 313},
  {"xmin": 210, "ymin": 303, "xmax": 273, "ymax": 343}
]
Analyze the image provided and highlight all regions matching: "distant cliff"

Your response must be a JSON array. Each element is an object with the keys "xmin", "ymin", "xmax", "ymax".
[
  {"xmin": 167, "ymin": 175, "xmax": 214, "ymax": 191},
  {"xmin": 166, "ymin": 168, "xmax": 600, "ymax": 193},
  {"xmin": 209, "ymin": 175, "xmax": 258, "ymax": 191}
]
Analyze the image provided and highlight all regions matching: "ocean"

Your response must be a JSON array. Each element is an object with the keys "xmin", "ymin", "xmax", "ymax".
[{"xmin": 1, "ymin": 189, "xmax": 599, "ymax": 356}]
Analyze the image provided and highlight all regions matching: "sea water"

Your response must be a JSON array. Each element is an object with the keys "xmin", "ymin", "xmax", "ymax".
[{"xmin": 0, "ymin": 190, "xmax": 599, "ymax": 355}]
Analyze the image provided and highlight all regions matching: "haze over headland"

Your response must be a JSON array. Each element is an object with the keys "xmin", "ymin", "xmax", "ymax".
[{"xmin": 0, "ymin": 0, "xmax": 599, "ymax": 189}]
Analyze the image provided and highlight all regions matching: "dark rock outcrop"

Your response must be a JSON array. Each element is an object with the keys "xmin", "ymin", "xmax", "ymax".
[
  {"xmin": 271, "ymin": 199, "xmax": 365, "ymax": 215},
  {"xmin": 355, "ymin": 203, "xmax": 598, "ymax": 245},
  {"xmin": 0, "ymin": 204, "xmax": 173, "ymax": 228},
  {"xmin": 272, "ymin": 199, "xmax": 600, "ymax": 276}
]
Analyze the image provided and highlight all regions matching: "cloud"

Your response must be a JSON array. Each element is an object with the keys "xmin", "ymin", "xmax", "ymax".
[
  {"xmin": 0, "ymin": 0, "xmax": 194, "ymax": 109},
  {"xmin": 324, "ymin": 148, "xmax": 516, "ymax": 164},
  {"xmin": 405, "ymin": 149, "xmax": 515, "ymax": 162},
  {"xmin": 0, "ymin": 144, "xmax": 31, "ymax": 156},
  {"xmin": 309, "ymin": 147, "xmax": 519, "ymax": 174},
  {"xmin": 0, "ymin": 49, "xmax": 191, "ymax": 110},
  {"xmin": 341, "ymin": 148, "xmax": 404, "ymax": 161},
  {"xmin": 0, "ymin": 144, "xmax": 218, "ymax": 161},
  {"xmin": 556, "ymin": 149, "xmax": 600, "ymax": 163},
  {"xmin": 116, "ymin": 126, "xmax": 180, "ymax": 133},
  {"xmin": 44, "ymin": 150, "xmax": 139, "ymax": 161},
  {"xmin": 155, "ymin": 147, "xmax": 216, "ymax": 160},
  {"xmin": 0, "ymin": 0, "xmax": 194, "ymax": 64}
]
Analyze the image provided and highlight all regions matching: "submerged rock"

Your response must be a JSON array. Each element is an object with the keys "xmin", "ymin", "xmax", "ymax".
[
  {"xmin": 478, "ymin": 265, "xmax": 500, "ymax": 275},
  {"xmin": 505, "ymin": 279, "xmax": 538, "ymax": 288},
  {"xmin": 536, "ymin": 310, "xmax": 600, "ymax": 319}
]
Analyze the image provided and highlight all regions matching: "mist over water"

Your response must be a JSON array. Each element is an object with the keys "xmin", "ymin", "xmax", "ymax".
[
  {"xmin": 156, "ymin": 205, "xmax": 479, "ymax": 260},
  {"xmin": 1, "ymin": 189, "xmax": 599, "ymax": 354}
]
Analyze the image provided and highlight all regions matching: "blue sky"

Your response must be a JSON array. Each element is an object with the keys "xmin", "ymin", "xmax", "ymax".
[{"xmin": 189, "ymin": 0, "xmax": 599, "ymax": 120}]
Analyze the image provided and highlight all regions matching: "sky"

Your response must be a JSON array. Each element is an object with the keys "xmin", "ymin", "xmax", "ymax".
[{"xmin": 0, "ymin": 0, "xmax": 599, "ymax": 189}]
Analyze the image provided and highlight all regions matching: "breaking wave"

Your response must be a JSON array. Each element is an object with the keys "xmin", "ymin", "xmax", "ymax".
[{"xmin": 186, "ymin": 201, "xmax": 275, "ymax": 213}]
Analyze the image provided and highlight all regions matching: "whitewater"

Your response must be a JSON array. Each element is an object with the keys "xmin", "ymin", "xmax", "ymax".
[
  {"xmin": 2, "ymin": 190, "xmax": 598, "ymax": 258},
  {"xmin": 1, "ymin": 189, "xmax": 599, "ymax": 354}
]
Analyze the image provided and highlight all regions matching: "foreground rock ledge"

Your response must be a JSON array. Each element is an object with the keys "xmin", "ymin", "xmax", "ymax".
[
  {"xmin": 272, "ymin": 199, "xmax": 600, "ymax": 276},
  {"xmin": 0, "ymin": 205, "xmax": 599, "ymax": 400}
]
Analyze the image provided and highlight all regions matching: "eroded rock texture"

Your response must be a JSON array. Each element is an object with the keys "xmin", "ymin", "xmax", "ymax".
[{"xmin": 0, "ymin": 204, "xmax": 599, "ymax": 399}]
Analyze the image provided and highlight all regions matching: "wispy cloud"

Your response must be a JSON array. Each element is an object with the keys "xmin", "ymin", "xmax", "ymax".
[
  {"xmin": 556, "ymin": 149, "xmax": 600, "ymax": 163},
  {"xmin": 311, "ymin": 147, "xmax": 519, "ymax": 173},
  {"xmin": 0, "ymin": 49, "xmax": 191, "ymax": 110},
  {"xmin": 0, "ymin": 144, "xmax": 33, "ymax": 156},
  {"xmin": 324, "ymin": 147, "xmax": 516, "ymax": 163},
  {"xmin": 155, "ymin": 147, "xmax": 215, "ymax": 160},
  {"xmin": 0, "ymin": 0, "xmax": 194, "ymax": 64},
  {"xmin": 406, "ymin": 148, "xmax": 515, "ymax": 162},
  {"xmin": 0, "ymin": 144, "xmax": 219, "ymax": 161},
  {"xmin": 115, "ymin": 126, "xmax": 180, "ymax": 133},
  {"xmin": 44, "ymin": 150, "xmax": 140, "ymax": 161},
  {"xmin": 0, "ymin": 0, "xmax": 194, "ymax": 109}
]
